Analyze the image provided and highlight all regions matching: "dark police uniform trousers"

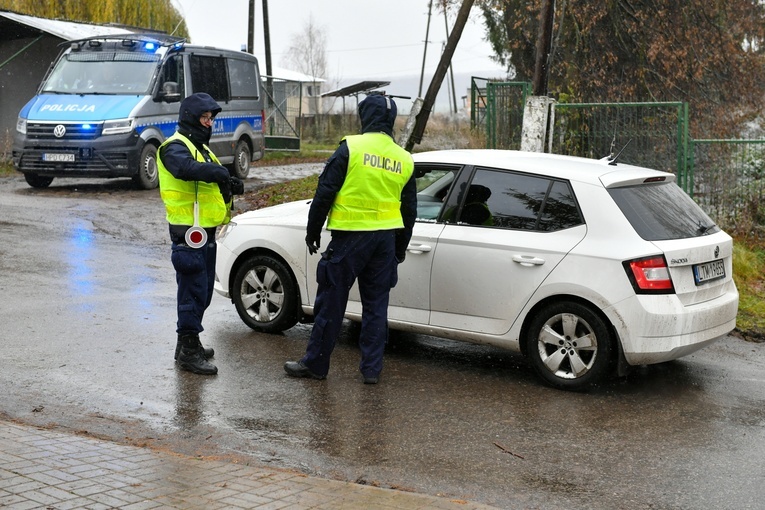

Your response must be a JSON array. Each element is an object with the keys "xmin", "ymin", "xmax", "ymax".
[
  {"xmin": 170, "ymin": 226, "xmax": 218, "ymax": 335},
  {"xmin": 301, "ymin": 229, "xmax": 398, "ymax": 378}
]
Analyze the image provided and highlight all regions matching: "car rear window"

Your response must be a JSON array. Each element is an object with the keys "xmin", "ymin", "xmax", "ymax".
[{"xmin": 608, "ymin": 182, "xmax": 720, "ymax": 240}]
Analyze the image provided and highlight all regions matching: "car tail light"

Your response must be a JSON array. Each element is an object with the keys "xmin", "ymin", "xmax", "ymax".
[{"xmin": 623, "ymin": 255, "xmax": 675, "ymax": 294}]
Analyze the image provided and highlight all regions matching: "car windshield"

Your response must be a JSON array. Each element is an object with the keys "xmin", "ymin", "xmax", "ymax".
[
  {"xmin": 608, "ymin": 181, "xmax": 721, "ymax": 240},
  {"xmin": 42, "ymin": 52, "xmax": 159, "ymax": 94}
]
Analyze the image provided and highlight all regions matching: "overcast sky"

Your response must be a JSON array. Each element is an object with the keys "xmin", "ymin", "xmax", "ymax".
[{"xmin": 172, "ymin": 0, "xmax": 508, "ymax": 113}]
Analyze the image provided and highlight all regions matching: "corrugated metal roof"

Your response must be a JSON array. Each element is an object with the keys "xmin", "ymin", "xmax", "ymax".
[
  {"xmin": 0, "ymin": 10, "xmax": 132, "ymax": 41},
  {"xmin": 264, "ymin": 67, "xmax": 325, "ymax": 84}
]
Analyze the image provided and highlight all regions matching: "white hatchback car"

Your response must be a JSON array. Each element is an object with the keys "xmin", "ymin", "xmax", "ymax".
[{"xmin": 214, "ymin": 150, "xmax": 739, "ymax": 390}]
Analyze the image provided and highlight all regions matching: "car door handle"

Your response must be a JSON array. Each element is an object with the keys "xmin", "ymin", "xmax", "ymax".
[
  {"xmin": 512, "ymin": 254, "xmax": 545, "ymax": 266},
  {"xmin": 407, "ymin": 243, "xmax": 432, "ymax": 254}
]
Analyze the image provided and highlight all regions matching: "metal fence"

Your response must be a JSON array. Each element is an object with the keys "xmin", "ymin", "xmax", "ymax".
[
  {"xmin": 477, "ymin": 82, "xmax": 765, "ymax": 227},
  {"xmin": 689, "ymin": 139, "xmax": 765, "ymax": 226},
  {"xmin": 550, "ymin": 102, "xmax": 689, "ymax": 187},
  {"xmin": 262, "ymin": 77, "xmax": 301, "ymax": 151}
]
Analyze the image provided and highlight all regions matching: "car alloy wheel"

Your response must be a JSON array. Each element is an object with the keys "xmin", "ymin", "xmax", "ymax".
[
  {"xmin": 525, "ymin": 301, "xmax": 613, "ymax": 390},
  {"xmin": 231, "ymin": 254, "xmax": 298, "ymax": 333}
]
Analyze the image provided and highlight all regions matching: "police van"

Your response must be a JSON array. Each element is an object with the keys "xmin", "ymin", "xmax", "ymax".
[{"xmin": 12, "ymin": 35, "xmax": 265, "ymax": 189}]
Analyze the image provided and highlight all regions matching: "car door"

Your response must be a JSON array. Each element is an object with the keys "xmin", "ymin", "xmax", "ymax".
[
  {"xmin": 428, "ymin": 167, "xmax": 587, "ymax": 336},
  {"xmin": 345, "ymin": 165, "xmax": 456, "ymax": 325}
]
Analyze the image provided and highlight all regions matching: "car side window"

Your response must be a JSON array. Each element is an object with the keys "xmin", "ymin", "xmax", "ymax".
[
  {"xmin": 451, "ymin": 168, "xmax": 583, "ymax": 231},
  {"xmin": 414, "ymin": 165, "xmax": 460, "ymax": 222}
]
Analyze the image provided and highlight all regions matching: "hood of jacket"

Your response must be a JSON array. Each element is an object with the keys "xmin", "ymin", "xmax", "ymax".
[
  {"xmin": 177, "ymin": 92, "xmax": 222, "ymax": 146},
  {"xmin": 358, "ymin": 94, "xmax": 397, "ymax": 137}
]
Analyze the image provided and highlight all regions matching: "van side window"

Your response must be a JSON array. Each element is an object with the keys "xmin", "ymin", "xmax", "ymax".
[
  {"xmin": 190, "ymin": 55, "xmax": 229, "ymax": 102},
  {"xmin": 228, "ymin": 59, "xmax": 260, "ymax": 99},
  {"xmin": 159, "ymin": 55, "xmax": 185, "ymax": 96}
]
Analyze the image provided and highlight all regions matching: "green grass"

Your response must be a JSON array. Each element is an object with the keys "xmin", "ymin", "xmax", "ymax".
[
  {"xmin": 0, "ymin": 161, "xmax": 15, "ymax": 176},
  {"xmin": 732, "ymin": 238, "xmax": 765, "ymax": 341},
  {"xmin": 254, "ymin": 144, "xmax": 334, "ymax": 167}
]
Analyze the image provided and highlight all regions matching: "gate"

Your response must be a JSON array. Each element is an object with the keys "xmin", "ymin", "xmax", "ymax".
[
  {"xmin": 263, "ymin": 77, "xmax": 301, "ymax": 151},
  {"xmin": 484, "ymin": 81, "xmax": 531, "ymax": 150}
]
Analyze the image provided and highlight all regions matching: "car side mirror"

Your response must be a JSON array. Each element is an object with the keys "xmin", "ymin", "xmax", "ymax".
[{"xmin": 158, "ymin": 81, "xmax": 181, "ymax": 103}]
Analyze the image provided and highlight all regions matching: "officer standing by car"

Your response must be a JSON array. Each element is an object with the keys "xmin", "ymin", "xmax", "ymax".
[
  {"xmin": 157, "ymin": 92, "xmax": 244, "ymax": 375},
  {"xmin": 284, "ymin": 93, "xmax": 417, "ymax": 384}
]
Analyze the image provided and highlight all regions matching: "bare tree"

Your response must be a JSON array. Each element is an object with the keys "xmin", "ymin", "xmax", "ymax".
[{"xmin": 283, "ymin": 15, "xmax": 330, "ymax": 115}]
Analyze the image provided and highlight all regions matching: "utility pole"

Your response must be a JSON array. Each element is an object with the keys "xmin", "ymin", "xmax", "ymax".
[
  {"xmin": 262, "ymin": 0, "xmax": 274, "ymax": 136},
  {"xmin": 442, "ymin": 0, "xmax": 458, "ymax": 115},
  {"xmin": 532, "ymin": 0, "xmax": 555, "ymax": 96},
  {"xmin": 418, "ymin": 0, "xmax": 433, "ymax": 98},
  {"xmin": 405, "ymin": 0, "xmax": 474, "ymax": 152},
  {"xmin": 247, "ymin": 0, "xmax": 254, "ymax": 53}
]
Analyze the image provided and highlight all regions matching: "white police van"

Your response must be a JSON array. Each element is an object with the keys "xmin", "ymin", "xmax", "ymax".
[{"xmin": 13, "ymin": 35, "xmax": 265, "ymax": 189}]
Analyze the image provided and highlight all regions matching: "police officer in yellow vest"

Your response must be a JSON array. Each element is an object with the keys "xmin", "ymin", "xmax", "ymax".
[
  {"xmin": 284, "ymin": 93, "xmax": 417, "ymax": 384},
  {"xmin": 158, "ymin": 92, "xmax": 244, "ymax": 375}
]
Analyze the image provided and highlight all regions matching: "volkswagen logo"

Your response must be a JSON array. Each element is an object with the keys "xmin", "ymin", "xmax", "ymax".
[
  {"xmin": 53, "ymin": 124, "xmax": 66, "ymax": 138},
  {"xmin": 714, "ymin": 246, "xmax": 720, "ymax": 258}
]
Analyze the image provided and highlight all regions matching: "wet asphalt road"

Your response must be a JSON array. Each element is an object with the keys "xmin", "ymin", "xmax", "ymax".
[{"xmin": 1, "ymin": 170, "xmax": 764, "ymax": 509}]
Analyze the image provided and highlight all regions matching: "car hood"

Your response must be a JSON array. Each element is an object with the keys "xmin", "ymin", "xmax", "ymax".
[{"xmin": 232, "ymin": 199, "xmax": 311, "ymax": 225}]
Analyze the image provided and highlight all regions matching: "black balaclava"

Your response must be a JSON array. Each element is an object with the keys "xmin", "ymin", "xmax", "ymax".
[
  {"xmin": 177, "ymin": 92, "xmax": 222, "ymax": 147},
  {"xmin": 358, "ymin": 94, "xmax": 397, "ymax": 137}
]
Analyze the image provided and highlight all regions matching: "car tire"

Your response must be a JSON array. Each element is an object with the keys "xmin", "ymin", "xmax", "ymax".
[
  {"xmin": 231, "ymin": 254, "xmax": 299, "ymax": 333},
  {"xmin": 24, "ymin": 173, "xmax": 54, "ymax": 188},
  {"xmin": 228, "ymin": 139, "xmax": 251, "ymax": 179},
  {"xmin": 133, "ymin": 143, "xmax": 159, "ymax": 190},
  {"xmin": 525, "ymin": 301, "xmax": 613, "ymax": 391}
]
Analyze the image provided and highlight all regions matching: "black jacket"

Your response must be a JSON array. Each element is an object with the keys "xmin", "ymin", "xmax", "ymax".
[{"xmin": 306, "ymin": 94, "xmax": 417, "ymax": 259}]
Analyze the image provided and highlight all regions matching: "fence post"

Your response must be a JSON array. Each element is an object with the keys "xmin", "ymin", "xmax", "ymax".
[{"xmin": 520, "ymin": 96, "xmax": 555, "ymax": 152}]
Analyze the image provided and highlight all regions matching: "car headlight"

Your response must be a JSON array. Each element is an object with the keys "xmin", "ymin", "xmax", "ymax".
[
  {"xmin": 217, "ymin": 221, "xmax": 236, "ymax": 242},
  {"xmin": 16, "ymin": 117, "xmax": 26, "ymax": 135},
  {"xmin": 102, "ymin": 118, "xmax": 134, "ymax": 135}
]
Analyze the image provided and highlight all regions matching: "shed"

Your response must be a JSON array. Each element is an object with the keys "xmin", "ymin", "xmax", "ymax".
[{"xmin": 0, "ymin": 10, "xmax": 137, "ymax": 140}]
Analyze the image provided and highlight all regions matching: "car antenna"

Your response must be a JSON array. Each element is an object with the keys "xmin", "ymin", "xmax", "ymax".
[{"xmin": 608, "ymin": 139, "xmax": 632, "ymax": 166}]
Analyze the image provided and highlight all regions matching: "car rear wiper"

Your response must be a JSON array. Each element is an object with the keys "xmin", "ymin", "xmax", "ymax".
[{"xmin": 697, "ymin": 221, "xmax": 715, "ymax": 235}]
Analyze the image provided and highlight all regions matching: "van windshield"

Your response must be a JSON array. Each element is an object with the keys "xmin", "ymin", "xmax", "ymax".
[{"xmin": 42, "ymin": 52, "xmax": 160, "ymax": 95}]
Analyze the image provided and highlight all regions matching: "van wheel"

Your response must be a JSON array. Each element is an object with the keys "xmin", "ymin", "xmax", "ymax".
[
  {"xmin": 229, "ymin": 139, "xmax": 251, "ymax": 179},
  {"xmin": 133, "ymin": 143, "xmax": 159, "ymax": 190},
  {"xmin": 24, "ymin": 173, "xmax": 54, "ymax": 188}
]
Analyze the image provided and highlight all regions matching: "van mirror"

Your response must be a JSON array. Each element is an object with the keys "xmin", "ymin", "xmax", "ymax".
[{"xmin": 159, "ymin": 81, "xmax": 181, "ymax": 103}]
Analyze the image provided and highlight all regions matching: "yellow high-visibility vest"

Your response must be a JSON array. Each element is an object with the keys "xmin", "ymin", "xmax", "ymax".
[
  {"xmin": 157, "ymin": 133, "xmax": 230, "ymax": 227},
  {"xmin": 327, "ymin": 133, "xmax": 414, "ymax": 231}
]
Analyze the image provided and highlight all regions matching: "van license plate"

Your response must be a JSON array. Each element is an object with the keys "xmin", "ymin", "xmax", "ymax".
[
  {"xmin": 693, "ymin": 259, "xmax": 725, "ymax": 285},
  {"xmin": 42, "ymin": 153, "xmax": 75, "ymax": 162}
]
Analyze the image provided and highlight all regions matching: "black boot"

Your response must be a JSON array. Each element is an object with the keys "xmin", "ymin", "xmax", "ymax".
[
  {"xmin": 176, "ymin": 334, "xmax": 218, "ymax": 375},
  {"xmin": 174, "ymin": 334, "xmax": 214, "ymax": 360}
]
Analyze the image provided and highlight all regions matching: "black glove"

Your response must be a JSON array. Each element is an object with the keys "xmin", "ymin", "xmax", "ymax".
[
  {"xmin": 229, "ymin": 176, "xmax": 244, "ymax": 195},
  {"xmin": 395, "ymin": 252, "xmax": 406, "ymax": 264},
  {"xmin": 305, "ymin": 232, "xmax": 321, "ymax": 255},
  {"xmin": 218, "ymin": 177, "xmax": 232, "ymax": 203}
]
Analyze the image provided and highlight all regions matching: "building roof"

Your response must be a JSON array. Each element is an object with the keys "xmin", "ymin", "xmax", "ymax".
[
  {"xmin": 322, "ymin": 81, "xmax": 390, "ymax": 98},
  {"xmin": 1, "ymin": 10, "xmax": 322, "ymax": 85},
  {"xmin": 264, "ymin": 67, "xmax": 325, "ymax": 84},
  {"xmin": 0, "ymin": 10, "xmax": 134, "ymax": 40}
]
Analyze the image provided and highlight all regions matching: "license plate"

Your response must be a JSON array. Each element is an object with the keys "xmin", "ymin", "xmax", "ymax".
[
  {"xmin": 42, "ymin": 153, "xmax": 75, "ymax": 162},
  {"xmin": 693, "ymin": 259, "xmax": 725, "ymax": 285}
]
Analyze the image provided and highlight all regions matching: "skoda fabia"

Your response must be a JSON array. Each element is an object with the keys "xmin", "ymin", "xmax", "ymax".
[{"xmin": 214, "ymin": 150, "xmax": 738, "ymax": 390}]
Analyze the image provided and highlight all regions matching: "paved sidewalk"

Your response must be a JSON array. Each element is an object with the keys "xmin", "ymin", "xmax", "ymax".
[{"xmin": 0, "ymin": 421, "xmax": 497, "ymax": 510}]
